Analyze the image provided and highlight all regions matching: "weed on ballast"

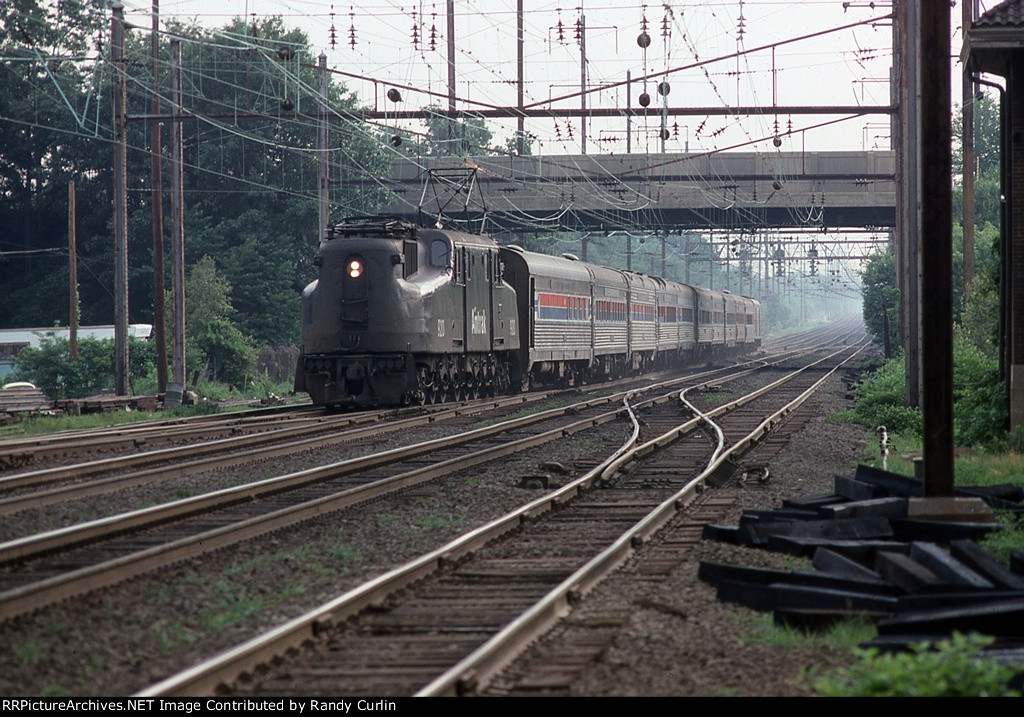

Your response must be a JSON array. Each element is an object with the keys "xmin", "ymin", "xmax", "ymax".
[{"xmin": 737, "ymin": 613, "xmax": 875, "ymax": 650}]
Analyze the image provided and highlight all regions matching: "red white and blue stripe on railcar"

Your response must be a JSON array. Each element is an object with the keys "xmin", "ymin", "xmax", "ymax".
[{"xmin": 535, "ymin": 292, "xmax": 591, "ymax": 321}]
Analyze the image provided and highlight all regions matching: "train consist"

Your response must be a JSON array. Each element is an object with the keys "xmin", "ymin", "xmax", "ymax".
[{"xmin": 295, "ymin": 218, "xmax": 761, "ymax": 407}]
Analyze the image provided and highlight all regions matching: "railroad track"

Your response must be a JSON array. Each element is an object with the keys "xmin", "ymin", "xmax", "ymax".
[
  {"xmin": 0, "ymin": 402, "xmax": 320, "ymax": 472},
  {"xmin": 0, "ymin": 354, "xmax": 802, "ymax": 623},
  {"xmin": 134, "ymin": 336, "xmax": 867, "ymax": 697},
  {"xmin": 0, "ymin": 321, "xmax": 866, "ymax": 696}
]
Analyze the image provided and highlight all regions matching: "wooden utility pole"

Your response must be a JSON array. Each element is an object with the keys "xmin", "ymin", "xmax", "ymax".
[
  {"xmin": 68, "ymin": 180, "xmax": 78, "ymax": 361},
  {"xmin": 919, "ymin": 2, "xmax": 954, "ymax": 496},
  {"xmin": 318, "ymin": 53, "xmax": 329, "ymax": 243},
  {"xmin": 151, "ymin": 0, "xmax": 168, "ymax": 393},
  {"xmin": 169, "ymin": 39, "xmax": 186, "ymax": 401},
  {"xmin": 111, "ymin": 2, "xmax": 129, "ymax": 395}
]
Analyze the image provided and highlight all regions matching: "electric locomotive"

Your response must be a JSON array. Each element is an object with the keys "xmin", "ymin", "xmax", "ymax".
[{"xmin": 295, "ymin": 218, "xmax": 519, "ymax": 406}]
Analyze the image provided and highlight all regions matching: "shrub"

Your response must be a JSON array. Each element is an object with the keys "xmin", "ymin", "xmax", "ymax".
[
  {"xmin": 952, "ymin": 328, "xmax": 1006, "ymax": 447},
  {"xmin": 194, "ymin": 317, "xmax": 256, "ymax": 388},
  {"xmin": 847, "ymin": 333, "xmax": 1007, "ymax": 448},
  {"xmin": 813, "ymin": 632, "xmax": 1020, "ymax": 697},
  {"xmin": 11, "ymin": 337, "xmax": 155, "ymax": 400},
  {"xmin": 848, "ymin": 355, "xmax": 923, "ymax": 436}
]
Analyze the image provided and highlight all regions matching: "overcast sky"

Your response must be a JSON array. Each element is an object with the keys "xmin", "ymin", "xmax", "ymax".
[{"xmin": 114, "ymin": 1, "xmax": 933, "ymax": 155}]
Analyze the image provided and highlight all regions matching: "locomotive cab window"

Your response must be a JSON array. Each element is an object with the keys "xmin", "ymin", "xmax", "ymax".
[{"xmin": 430, "ymin": 240, "xmax": 451, "ymax": 269}]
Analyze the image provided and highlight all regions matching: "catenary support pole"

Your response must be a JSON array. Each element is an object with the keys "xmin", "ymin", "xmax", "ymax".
[
  {"xmin": 111, "ymin": 2, "xmax": 129, "ymax": 395},
  {"xmin": 151, "ymin": 0, "xmax": 168, "ymax": 393},
  {"xmin": 169, "ymin": 39, "xmax": 186, "ymax": 398},
  {"xmin": 919, "ymin": 2, "xmax": 954, "ymax": 496}
]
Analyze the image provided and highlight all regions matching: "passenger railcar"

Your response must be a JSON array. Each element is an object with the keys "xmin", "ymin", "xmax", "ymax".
[{"xmin": 296, "ymin": 219, "xmax": 761, "ymax": 407}]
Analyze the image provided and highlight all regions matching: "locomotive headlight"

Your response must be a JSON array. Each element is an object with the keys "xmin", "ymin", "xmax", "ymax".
[{"xmin": 347, "ymin": 258, "xmax": 364, "ymax": 279}]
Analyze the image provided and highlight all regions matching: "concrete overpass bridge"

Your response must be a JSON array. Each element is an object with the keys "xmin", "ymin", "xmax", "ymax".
[{"xmin": 378, "ymin": 150, "xmax": 896, "ymax": 234}]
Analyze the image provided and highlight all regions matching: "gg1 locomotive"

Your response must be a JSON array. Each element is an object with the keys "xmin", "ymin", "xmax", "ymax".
[{"xmin": 295, "ymin": 218, "xmax": 761, "ymax": 407}]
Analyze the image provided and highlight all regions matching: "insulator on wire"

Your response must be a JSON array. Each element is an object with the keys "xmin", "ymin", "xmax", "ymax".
[{"xmin": 349, "ymin": 8, "xmax": 357, "ymax": 49}]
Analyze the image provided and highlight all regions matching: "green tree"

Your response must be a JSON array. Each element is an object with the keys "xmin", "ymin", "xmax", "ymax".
[
  {"xmin": 953, "ymin": 92, "xmax": 1001, "ymax": 177},
  {"xmin": 195, "ymin": 317, "xmax": 255, "ymax": 389},
  {"xmin": 0, "ymin": 0, "xmax": 115, "ymax": 329},
  {"xmin": 171, "ymin": 16, "xmax": 389, "ymax": 345},
  {"xmin": 186, "ymin": 255, "xmax": 234, "ymax": 333},
  {"xmin": 0, "ymin": 11, "xmax": 390, "ymax": 350},
  {"xmin": 420, "ymin": 104, "xmax": 494, "ymax": 156},
  {"xmin": 860, "ymin": 250, "xmax": 900, "ymax": 351},
  {"xmin": 184, "ymin": 256, "xmax": 255, "ymax": 388}
]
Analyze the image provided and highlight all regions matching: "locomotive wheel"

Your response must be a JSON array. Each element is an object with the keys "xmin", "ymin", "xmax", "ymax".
[{"xmin": 428, "ymin": 370, "xmax": 443, "ymax": 404}]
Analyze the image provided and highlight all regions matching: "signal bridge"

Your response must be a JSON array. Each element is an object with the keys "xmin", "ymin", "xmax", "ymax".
[{"xmin": 380, "ymin": 150, "xmax": 895, "ymax": 234}]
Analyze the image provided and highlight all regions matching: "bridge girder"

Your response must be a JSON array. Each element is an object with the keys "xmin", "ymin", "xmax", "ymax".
[{"xmin": 380, "ymin": 151, "xmax": 896, "ymax": 234}]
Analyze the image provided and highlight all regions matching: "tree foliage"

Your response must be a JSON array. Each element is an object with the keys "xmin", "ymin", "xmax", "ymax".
[
  {"xmin": 419, "ymin": 104, "xmax": 494, "ymax": 156},
  {"xmin": 11, "ymin": 337, "xmax": 154, "ymax": 401},
  {"xmin": 860, "ymin": 251, "xmax": 900, "ymax": 350},
  {"xmin": 0, "ymin": 8, "xmax": 389, "ymax": 350},
  {"xmin": 184, "ymin": 256, "xmax": 255, "ymax": 388},
  {"xmin": 953, "ymin": 92, "xmax": 1001, "ymax": 178}
]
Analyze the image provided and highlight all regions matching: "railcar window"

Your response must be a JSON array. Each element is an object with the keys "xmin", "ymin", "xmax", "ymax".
[{"xmin": 430, "ymin": 240, "xmax": 450, "ymax": 269}]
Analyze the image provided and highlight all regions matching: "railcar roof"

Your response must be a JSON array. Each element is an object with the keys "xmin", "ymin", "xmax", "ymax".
[{"xmin": 499, "ymin": 246, "xmax": 594, "ymax": 282}]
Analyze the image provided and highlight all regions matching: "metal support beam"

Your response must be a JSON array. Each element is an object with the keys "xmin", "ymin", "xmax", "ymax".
[
  {"xmin": 169, "ymin": 39, "xmax": 186, "ymax": 399},
  {"xmin": 111, "ymin": 2, "xmax": 129, "ymax": 396},
  {"xmin": 150, "ymin": 0, "xmax": 168, "ymax": 394},
  {"xmin": 919, "ymin": 3, "xmax": 954, "ymax": 496},
  {"xmin": 318, "ymin": 53, "xmax": 329, "ymax": 243}
]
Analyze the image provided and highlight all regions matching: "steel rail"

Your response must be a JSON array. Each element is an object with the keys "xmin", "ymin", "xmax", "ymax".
[
  {"xmin": 416, "ymin": 339, "xmax": 868, "ymax": 695},
  {"xmin": 0, "ymin": 394, "xmax": 550, "ymax": 516},
  {"xmin": 0, "ymin": 349, "xmax": 779, "ymax": 571},
  {"xmin": 0, "ymin": 357, "xmax": 784, "ymax": 623},
  {"xmin": 137, "ymin": 338, "xmax": 862, "ymax": 696},
  {"xmin": 0, "ymin": 402, "xmax": 318, "ymax": 452},
  {"xmin": 0, "ymin": 406, "xmax": 330, "ymax": 468},
  {"xmin": 136, "ymin": 396, "xmax": 647, "ymax": 698}
]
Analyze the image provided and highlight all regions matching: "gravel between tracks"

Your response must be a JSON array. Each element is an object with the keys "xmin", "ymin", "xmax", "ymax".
[
  {"xmin": 495, "ymin": 366, "xmax": 873, "ymax": 697},
  {"xmin": 0, "ymin": 405, "xmax": 630, "ymax": 697},
  {"xmin": 0, "ymin": 364, "xmax": 870, "ymax": 697}
]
